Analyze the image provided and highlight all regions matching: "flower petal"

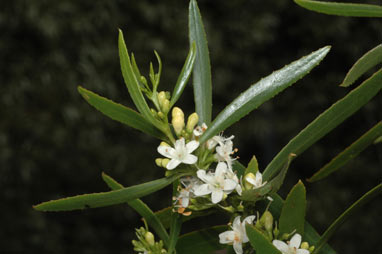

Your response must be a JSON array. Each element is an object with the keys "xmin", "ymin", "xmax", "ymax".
[
  {"xmin": 157, "ymin": 146, "xmax": 175, "ymax": 158},
  {"xmin": 186, "ymin": 140, "xmax": 199, "ymax": 153},
  {"xmin": 174, "ymin": 138, "xmax": 185, "ymax": 150},
  {"xmin": 215, "ymin": 162, "xmax": 228, "ymax": 176},
  {"xmin": 242, "ymin": 215, "xmax": 256, "ymax": 226},
  {"xmin": 211, "ymin": 190, "xmax": 224, "ymax": 204},
  {"xmin": 290, "ymin": 233, "xmax": 302, "ymax": 249},
  {"xmin": 233, "ymin": 241, "xmax": 243, "ymax": 254},
  {"xmin": 193, "ymin": 184, "xmax": 211, "ymax": 196},
  {"xmin": 272, "ymin": 240, "xmax": 289, "ymax": 253},
  {"xmin": 219, "ymin": 231, "xmax": 235, "ymax": 244},
  {"xmin": 182, "ymin": 154, "xmax": 198, "ymax": 164},
  {"xmin": 166, "ymin": 159, "xmax": 181, "ymax": 170},
  {"xmin": 223, "ymin": 179, "xmax": 237, "ymax": 192},
  {"xmin": 297, "ymin": 249, "xmax": 310, "ymax": 254}
]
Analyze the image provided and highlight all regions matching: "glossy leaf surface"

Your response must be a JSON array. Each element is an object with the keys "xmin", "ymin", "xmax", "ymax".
[
  {"xmin": 279, "ymin": 181, "xmax": 306, "ymax": 236},
  {"xmin": 199, "ymin": 46, "xmax": 331, "ymax": 144},
  {"xmin": 263, "ymin": 69, "xmax": 382, "ymax": 181},
  {"xmin": 170, "ymin": 43, "xmax": 196, "ymax": 107},
  {"xmin": 34, "ymin": 173, "xmax": 183, "ymax": 211},
  {"xmin": 189, "ymin": 0, "xmax": 212, "ymax": 125},
  {"xmin": 78, "ymin": 86, "xmax": 165, "ymax": 140},
  {"xmin": 294, "ymin": 0, "xmax": 382, "ymax": 17},
  {"xmin": 309, "ymin": 121, "xmax": 382, "ymax": 182},
  {"xmin": 101, "ymin": 173, "xmax": 170, "ymax": 247},
  {"xmin": 341, "ymin": 44, "xmax": 382, "ymax": 87},
  {"xmin": 246, "ymin": 225, "xmax": 281, "ymax": 254},
  {"xmin": 313, "ymin": 184, "xmax": 382, "ymax": 253}
]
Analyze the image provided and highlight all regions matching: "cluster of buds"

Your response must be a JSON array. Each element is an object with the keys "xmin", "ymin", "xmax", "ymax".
[
  {"xmin": 132, "ymin": 227, "xmax": 167, "ymax": 254},
  {"xmin": 171, "ymin": 107, "xmax": 199, "ymax": 139}
]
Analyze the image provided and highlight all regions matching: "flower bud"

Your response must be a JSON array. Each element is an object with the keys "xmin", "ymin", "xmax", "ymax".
[
  {"xmin": 260, "ymin": 211, "xmax": 274, "ymax": 233},
  {"xmin": 186, "ymin": 113, "xmax": 199, "ymax": 133},
  {"xmin": 300, "ymin": 242, "xmax": 309, "ymax": 250},
  {"xmin": 158, "ymin": 91, "xmax": 166, "ymax": 104},
  {"xmin": 145, "ymin": 232, "xmax": 155, "ymax": 246},
  {"xmin": 172, "ymin": 107, "xmax": 185, "ymax": 135},
  {"xmin": 157, "ymin": 112, "xmax": 165, "ymax": 119},
  {"xmin": 309, "ymin": 246, "xmax": 315, "ymax": 253},
  {"xmin": 161, "ymin": 99, "xmax": 170, "ymax": 114},
  {"xmin": 155, "ymin": 158, "xmax": 163, "ymax": 167},
  {"xmin": 161, "ymin": 159, "xmax": 170, "ymax": 168}
]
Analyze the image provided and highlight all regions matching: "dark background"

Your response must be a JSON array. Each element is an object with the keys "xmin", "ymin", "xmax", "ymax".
[{"xmin": 1, "ymin": 0, "xmax": 381, "ymax": 253}]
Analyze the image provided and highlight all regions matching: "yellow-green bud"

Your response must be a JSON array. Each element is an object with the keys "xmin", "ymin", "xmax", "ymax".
[
  {"xmin": 160, "ymin": 141, "xmax": 170, "ymax": 147},
  {"xmin": 161, "ymin": 99, "xmax": 170, "ymax": 114},
  {"xmin": 145, "ymin": 232, "xmax": 155, "ymax": 246},
  {"xmin": 172, "ymin": 107, "xmax": 185, "ymax": 135},
  {"xmin": 186, "ymin": 113, "xmax": 199, "ymax": 133},
  {"xmin": 260, "ymin": 211, "xmax": 274, "ymax": 233},
  {"xmin": 273, "ymin": 226, "xmax": 279, "ymax": 239},
  {"xmin": 244, "ymin": 172, "xmax": 256, "ymax": 190},
  {"xmin": 151, "ymin": 108, "xmax": 157, "ymax": 116},
  {"xmin": 172, "ymin": 107, "xmax": 184, "ymax": 118},
  {"xmin": 301, "ymin": 242, "xmax": 309, "ymax": 250},
  {"xmin": 161, "ymin": 159, "xmax": 170, "ymax": 168},
  {"xmin": 158, "ymin": 91, "xmax": 166, "ymax": 104},
  {"xmin": 155, "ymin": 158, "xmax": 163, "ymax": 167},
  {"xmin": 309, "ymin": 246, "xmax": 315, "ymax": 253},
  {"xmin": 140, "ymin": 76, "xmax": 148, "ymax": 86},
  {"xmin": 281, "ymin": 233, "xmax": 290, "ymax": 241}
]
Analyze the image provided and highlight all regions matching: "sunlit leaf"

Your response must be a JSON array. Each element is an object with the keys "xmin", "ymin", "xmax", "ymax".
[
  {"xmin": 309, "ymin": 121, "xmax": 382, "ymax": 182},
  {"xmin": 189, "ymin": 0, "xmax": 212, "ymax": 125},
  {"xmin": 33, "ymin": 173, "xmax": 184, "ymax": 212},
  {"xmin": 101, "ymin": 172, "xmax": 170, "ymax": 247},
  {"xmin": 170, "ymin": 43, "xmax": 197, "ymax": 107},
  {"xmin": 246, "ymin": 225, "xmax": 281, "ymax": 254},
  {"xmin": 279, "ymin": 181, "xmax": 306, "ymax": 236},
  {"xmin": 313, "ymin": 184, "xmax": 382, "ymax": 254},
  {"xmin": 199, "ymin": 46, "xmax": 331, "ymax": 144},
  {"xmin": 176, "ymin": 226, "xmax": 227, "ymax": 253},
  {"xmin": 78, "ymin": 86, "xmax": 166, "ymax": 140},
  {"xmin": 263, "ymin": 69, "xmax": 382, "ymax": 181},
  {"xmin": 294, "ymin": 0, "xmax": 382, "ymax": 17}
]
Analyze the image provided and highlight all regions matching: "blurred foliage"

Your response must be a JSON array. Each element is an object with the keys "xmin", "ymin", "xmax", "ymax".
[{"xmin": 0, "ymin": 0, "xmax": 380, "ymax": 253}]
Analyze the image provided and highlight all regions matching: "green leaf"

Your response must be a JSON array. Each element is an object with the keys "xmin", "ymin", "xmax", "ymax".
[
  {"xmin": 33, "ymin": 173, "xmax": 184, "ymax": 212},
  {"xmin": 168, "ymin": 213, "xmax": 182, "ymax": 254},
  {"xmin": 263, "ymin": 69, "xmax": 382, "ymax": 181},
  {"xmin": 170, "ymin": 42, "xmax": 197, "ymax": 108},
  {"xmin": 245, "ymin": 155, "xmax": 259, "ymax": 175},
  {"xmin": 294, "ymin": 0, "xmax": 382, "ymax": 17},
  {"xmin": 279, "ymin": 181, "xmax": 306, "ymax": 236},
  {"xmin": 189, "ymin": 0, "xmax": 212, "ymax": 125},
  {"xmin": 176, "ymin": 226, "xmax": 227, "ymax": 253},
  {"xmin": 118, "ymin": 29, "xmax": 164, "ymax": 129},
  {"xmin": 309, "ymin": 121, "xmax": 382, "ymax": 182},
  {"xmin": 246, "ymin": 225, "xmax": 281, "ymax": 254},
  {"xmin": 268, "ymin": 193, "xmax": 337, "ymax": 254},
  {"xmin": 341, "ymin": 44, "xmax": 382, "ymax": 87},
  {"xmin": 101, "ymin": 173, "xmax": 170, "ymax": 247},
  {"xmin": 241, "ymin": 154, "xmax": 295, "ymax": 202},
  {"xmin": 374, "ymin": 136, "xmax": 382, "ymax": 144},
  {"xmin": 313, "ymin": 184, "xmax": 382, "ymax": 254},
  {"xmin": 78, "ymin": 86, "xmax": 166, "ymax": 140},
  {"xmin": 155, "ymin": 207, "xmax": 216, "ymax": 229},
  {"xmin": 199, "ymin": 46, "xmax": 331, "ymax": 144}
]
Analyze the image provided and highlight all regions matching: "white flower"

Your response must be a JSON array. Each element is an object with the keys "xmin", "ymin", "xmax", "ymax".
[
  {"xmin": 157, "ymin": 138, "xmax": 199, "ymax": 170},
  {"xmin": 215, "ymin": 137, "xmax": 236, "ymax": 165},
  {"xmin": 244, "ymin": 171, "xmax": 267, "ymax": 189},
  {"xmin": 219, "ymin": 215, "xmax": 256, "ymax": 254},
  {"xmin": 225, "ymin": 166, "xmax": 242, "ymax": 195},
  {"xmin": 174, "ymin": 176, "xmax": 200, "ymax": 208},
  {"xmin": 272, "ymin": 234, "xmax": 310, "ymax": 254},
  {"xmin": 194, "ymin": 162, "xmax": 237, "ymax": 204},
  {"xmin": 193, "ymin": 123, "xmax": 208, "ymax": 137}
]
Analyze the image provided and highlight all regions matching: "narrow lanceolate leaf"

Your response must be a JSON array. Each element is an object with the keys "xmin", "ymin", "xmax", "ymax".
[
  {"xmin": 313, "ymin": 184, "xmax": 382, "ymax": 254},
  {"xmin": 294, "ymin": 0, "xmax": 382, "ymax": 17},
  {"xmin": 176, "ymin": 226, "xmax": 227, "ymax": 253},
  {"xmin": 341, "ymin": 44, "xmax": 382, "ymax": 87},
  {"xmin": 263, "ymin": 69, "xmax": 382, "ymax": 181},
  {"xmin": 199, "ymin": 46, "xmax": 331, "ymax": 144},
  {"xmin": 170, "ymin": 42, "xmax": 197, "ymax": 108},
  {"xmin": 189, "ymin": 0, "xmax": 212, "ymax": 125},
  {"xmin": 268, "ymin": 193, "xmax": 337, "ymax": 254},
  {"xmin": 78, "ymin": 86, "xmax": 166, "ymax": 140},
  {"xmin": 118, "ymin": 30, "xmax": 164, "ymax": 130},
  {"xmin": 33, "ymin": 173, "xmax": 184, "ymax": 212},
  {"xmin": 168, "ymin": 213, "xmax": 182, "ymax": 254},
  {"xmin": 246, "ymin": 225, "xmax": 281, "ymax": 254},
  {"xmin": 101, "ymin": 173, "xmax": 170, "ymax": 247},
  {"xmin": 279, "ymin": 181, "xmax": 306, "ymax": 236},
  {"xmin": 309, "ymin": 121, "xmax": 382, "ymax": 182}
]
